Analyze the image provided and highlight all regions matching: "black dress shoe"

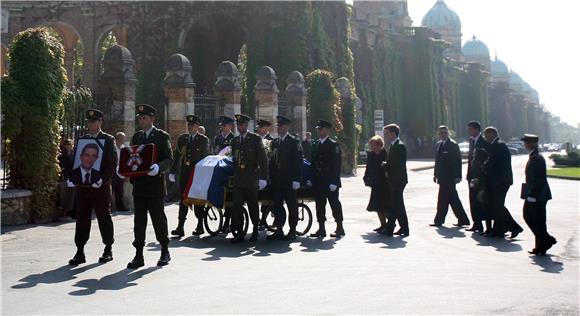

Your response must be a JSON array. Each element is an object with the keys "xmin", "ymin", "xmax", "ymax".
[
  {"xmin": 330, "ymin": 228, "xmax": 345, "ymax": 238},
  {"xmin": 309, "ymin": 229, "xmax": 326, "ymax": 238},
  {"xmin": 191, "ymin": 225, "xmax": 204, "ymax": 236},
  {"xmin": 528, "ymin": 248, "xmax": 540, "ymax": 255},
  {"xmin": 171, "ymin": 227, "xmax": 185, "ymax": 237},
  {"xmin": 509, "ymin": 227, "xmax": 523, "ymax": 239},
  {"xmin": 267, "ymin": 230, "xmax": 284, "ymax": 241},
  {"xmin": 230, "ymin": 234, "xmax": 244, "ymax": 243},
  {"xmin": 285, "ymin": 230, "xmax": 297, "ymax": 240},
  {"xmin": 98, "ymin": 247, "xmax": 113, "ymax": 263},
  {"xmin": 68, "ymin": 253, "xmax": 86, "ymax": 266},
  {"xmin": 453, "ymin": 222, "xmax": 470, "ymax": 227},
  {"xmin": 373, "ymin": 226, "xmax": 385, "ymax": 232},
  {"xmin": 249, "ymin": 229, "xmax": 259, "ymax": 242},
  {"xmin": 127, "ymin": 256, "xmax": 144, "ymax": 269},
  {"xmin": 429, "ymin": 223, "xmax": 443, "ymax": 227},
  {"xmin": 157, "ymin": 251, "xmax": 171, "ymax": 266},
  {"xmin": 466, "ymin": 226, "xmax": 483, "ymax": 232},
  {"xmin": 394, "ymin": 229, "xmax": 409, "ymax": 237}
]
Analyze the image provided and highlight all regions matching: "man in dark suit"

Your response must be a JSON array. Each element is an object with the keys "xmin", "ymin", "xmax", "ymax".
[
  {"xmin": 521, "ymin": 134, "xmax": 556, "ymax": 255},
  {"xmin": 381, "ymin": 123, "xmax": 409, "ymax": 236},
  {"xmin": 465, "ymin": 121, "xmax": 491, "ymax": 233},
  {"xmin": 431, "ymin": 125, "xmax": 470, "ymax": 227},
  {"xmin": 482, "ymin": 126, "xmax": 523, "ymax": 238},
  {"xmin": 267, "ymin": 116, "xmax": 303, "ymax": 240},
  {"xmin": 68, "ymin": 109, "xmax": 117, "ymax": 265},
  {"xmin": 230, "ymin": 114, "xmax": 269, "ymax": 243},
  {"xmin": 214, "ymin": 116, "xmax": 235, "ymax": 154},
  {"xmin": 169, "ymin": 115, "xmax": 211, "ymax": 237},
  {"xmin": 121, "ymin": 104, "xmax": 174, "ymax": 268},
  {"xmin": 309, "ymin": 119, "xmax": 344, "ymax": 238}
]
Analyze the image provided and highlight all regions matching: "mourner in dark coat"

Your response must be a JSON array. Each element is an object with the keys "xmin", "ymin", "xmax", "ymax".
[
  {"xmin": 381, "ymin": 123, "xmax": 409, "ymax": 237},
  {"xmin": 520, "ymin": 134, "xmax": 556, "ymax": 255},
  {"xmin": 482, "ymin": 126, "xmax": 523, "ymax": 238},
  {"xmin": 230, "ymin": 114, "xmax": 269, "ymax": 243},
  {"xmin": 267, "ymin": 116, "xmax": 303, "ymax": 240},
  {"xmin": 123, "ymin": 104, "xmax": 174, "ymax": 269},
  {"xmin": 68, "ymin": 109, "xmax": 118, "ymax": 266},
  {"xmin": 363, "ymin": 135, "xmax": 389, "ymax": 232},
  {"xmin": 465, "ymin": 121, "xmax": 491, "ymax": 233},
  {"xmin": 169, "ymin": 115, "xmax": 211, "ymax": 237},
  {"xmin": 431, "ymin": 125, "xmax": 470, "ymax": 227}
]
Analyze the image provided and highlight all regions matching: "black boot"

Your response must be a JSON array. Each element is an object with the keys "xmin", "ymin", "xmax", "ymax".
[
  {"xmin": 249, "ymin": 227, "xmax": 259, "ymax": 242},
  {"xmin": 267, "ymin": 227, "xmax": 284, "ymax": 240},
  {"xmin": 171, "ymin": 220, "xmax": 185, "ymax": 237},
  {"xmin": 127, "ymin": 247, "xmax": 144, "ymax": 269},
  {"xmin": 157, "ymin": 245, "xmax": 171, "ymax": 266},
  {"xmin": 98, "ymin": 245, "xmax": 113, "ymax": 263},
  {"xmin": 330, "ymin": 222, "xmax": 345, "ymax": 238},
  {"xmin": 191, "ymin": 221, "xmax": 204, "ymax": 236},
  {"xmin": 68, "ymin": 247, "xmax": 86, "ymax": 265},
  {"xmin": 285, "ymin": 227, "xmax": 297, "ymax": 240},
  {"xmin": 310, "ymin": 222, "xmax": 326, "ymax": 238}
]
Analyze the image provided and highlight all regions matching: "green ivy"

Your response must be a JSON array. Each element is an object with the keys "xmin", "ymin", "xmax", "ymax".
[{"xmin": 2, "ymin": 27, "xmax": 67, "ymax": 222}]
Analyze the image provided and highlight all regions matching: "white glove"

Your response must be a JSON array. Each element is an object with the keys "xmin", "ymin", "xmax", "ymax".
[
  {"xmin": 306, "ymin": 180, "xmax": 312, "ymax": 187},
  {"xmin": 66, "ymin": 180, "xmax": 75, "ymax": 188},
  {"xmin": 455, "ymin": 178, "xmax": 461, "ymax": 184},
  {"xmin": 258, "ymin": 179, "xmax": 267, "ymax": 190},
  {"xmin": 329, "ymin": 184, "xmax": 338, "ymax": 192},
  {"xmin": 147, "ymin": 164, "xmax": 159, "ymax": 176},
  {"xmin": 91, "ymin": 178, "xmax": 103, "ymax": 189},
  {"xmin": 292, "ymin": 181, "xmax": 300, "ymax": 190},
  {"xmin": 168, "ymin": 174, "xmax": 176, "ymax": 183},
  {"xmin": 116, "ymin": 167, "xmax": 126, "ymax": 179},
  {"xmin": 526, "ymin": 197, "xmax": 537, "ymax": 203}
]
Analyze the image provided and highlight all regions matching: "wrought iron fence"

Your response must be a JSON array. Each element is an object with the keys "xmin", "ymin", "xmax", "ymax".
[{"xmin": 194, "ymin": 94, "xmax": 224, "ymax": 139}]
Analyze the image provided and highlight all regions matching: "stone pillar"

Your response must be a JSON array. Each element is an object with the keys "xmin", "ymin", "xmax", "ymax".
[
  {"xmin": 163, "ymin": 53, "xmax": 195, "ymax": 148},
  {"xmin": 98, "ymin": 45, "xmax": 137, "ymax": 137},
  {"xmin": 285, "ymin": 70, "xmax": 307, "ymax": 137},
  {"xmin": 336, "ymin": 77, "xmax": 356, "ymax": 175},
  {"xmin": 254, "ymin": 66, "xmax": 279, "ymax": 136},
  {"xmin": 214, "ymin": 61, "xmax": 241, "ymax": 118}
]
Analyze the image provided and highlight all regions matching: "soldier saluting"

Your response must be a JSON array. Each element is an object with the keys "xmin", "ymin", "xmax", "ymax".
[
  {"xmin": 230, "ymin": 114, "xmax": 269, "ymax": 243},
  {"xmin": 169, "ymin": 115, "xmax": 210, "ymax": 237},
  {"xmin": 121, "ymin": 104, "xmax": 174, "ymax": 268},
  {"xmin": 68, "ymin": 109, "xmax": 118, "ymax": 265},
  {"xmin": 309, "ymin": 119, "xmax": 345, "ymax": 238},
  {"xmin": 267, "ymin": 115, "xmax": 303, "ymax": 240}
]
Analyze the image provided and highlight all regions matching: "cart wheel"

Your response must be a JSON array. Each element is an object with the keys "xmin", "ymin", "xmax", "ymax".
[
  {"xmin": 231, "ymin": 206, "xmax": 250, "ymax": 239},
  {"xmin": 265, "ymin": 205, "xmax": 280, "ymax": 233},
  {"xmin": 203, "ymin": 206, "xmax": 223, "ymax": 237},
  {"xmin": 295, "ymin": 203, "xmax": 313, "ymax": 236}
]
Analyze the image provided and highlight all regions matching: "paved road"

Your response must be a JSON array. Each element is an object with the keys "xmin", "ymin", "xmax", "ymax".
[{"xmin": 2, "ymin": 155, "xmax": 578, "ymax": 315}]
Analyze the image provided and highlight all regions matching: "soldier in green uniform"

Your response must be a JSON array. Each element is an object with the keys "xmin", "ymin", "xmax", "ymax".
[
  {"xmin": 230, "ymin": 114, "xmax": 269, "ymax": 243},
  {"xmin": 169, "ymin": 115, "xmax": 211, "ymax": 237},
  {"xmin": 121, "ymin": 104, "xmax": 174, "ymax": 268},
  {"xmin": 214, "ymin": 116, "xmax": 235, "ymax": 154},
  {"xmin": 256, "ymin": 119, "xmax": 274, "ymax": 230}
]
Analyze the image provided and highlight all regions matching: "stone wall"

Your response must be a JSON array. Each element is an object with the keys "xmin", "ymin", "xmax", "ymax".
[{"xmin": 1, "ymin": 189, "xmax": 33, "ymax": 225}]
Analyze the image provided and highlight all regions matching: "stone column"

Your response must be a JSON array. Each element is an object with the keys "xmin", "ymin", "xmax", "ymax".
[
  {"xmin": 285, "ymin": 70, "xmax": 307, "ymax": 137},
  {"xmin": 214, "ymin": 61, "xmax": 241, "ymax": 119},
  {"xmin": 97, "ymin": 45, "xmax": 137, "ymax": 137},
  {"xmin": 254, "ymin": 66, "xmax": 279, "ymax": 136},
  {"xmin": 163, "ymin": 53, "xmax": 195, "ymax": 148}
]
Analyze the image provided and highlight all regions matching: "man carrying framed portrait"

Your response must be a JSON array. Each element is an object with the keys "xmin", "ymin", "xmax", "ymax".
[{"xmin": 67, "ymin": 109, "xmax": 118, "ymax": 265}]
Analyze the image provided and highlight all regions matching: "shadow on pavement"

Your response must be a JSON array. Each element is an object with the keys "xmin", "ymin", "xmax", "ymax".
[
  {"xmin": 11, "ymin": 263, "xmax": 101, "ymax": 289},
  {"xmin": 434, "ymin": 226, "xmax": 466, "ymax": 239},
  {"xmin": 470, "ymin": 233, "xmax": 523, "ymax": 252},
  {"xmin": 68, "ymin": 266, "xmax": 161, "ymax": 296},
  {"xmin": 361, "ymin": 232, "xmax": 407, "ymax": 249},
  {"xmin": 530, "ymin": 254, "xmax": 564, "ymax": 274}
]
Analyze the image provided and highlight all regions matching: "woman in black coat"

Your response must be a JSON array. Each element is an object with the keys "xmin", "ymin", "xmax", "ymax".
[{"xmin": 363, "ymin": 135, "xmax": 389, "ymax": 232}]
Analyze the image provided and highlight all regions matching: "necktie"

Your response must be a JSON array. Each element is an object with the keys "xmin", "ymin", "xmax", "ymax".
[
  {"xmin": 469, "ymin": 138, "xmax": 475, "ymax": 161},
  {"xmin": 84, "ymin": 172, "xmax": 90, "ymax": 185}
]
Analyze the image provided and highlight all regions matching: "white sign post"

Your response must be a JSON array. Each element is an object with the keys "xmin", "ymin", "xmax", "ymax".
[{"xmin": 374, "ymin": 110, "xmax": 384, "ymax": 136}]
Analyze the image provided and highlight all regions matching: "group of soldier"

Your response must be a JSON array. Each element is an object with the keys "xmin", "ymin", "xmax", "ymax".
[{"xmin": 68, "ymin": 104, "xmax": 345, "ymax": 269}]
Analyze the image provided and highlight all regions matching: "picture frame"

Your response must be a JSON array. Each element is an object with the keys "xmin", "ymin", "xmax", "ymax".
[
  {"xmin": 70, "ymin": 138, "xmax": 106, "ymax": 187},
  {"xmin": 118, "ymin": 143, "xmax": 157, "ymax": 177}
]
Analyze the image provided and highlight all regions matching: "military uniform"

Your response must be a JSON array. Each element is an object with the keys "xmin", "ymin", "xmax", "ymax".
[
  {"xmin": 268, "ymin": 116, "xmax": 303, "ymax": 240},
  {"xmin": 128, "ymin": 104, "xmax": 174, "ymax": 268},
  {"xmin": 68, "ymin": 109, "xmax": 118, "ymax": 265},
  {"xmin": 170, "ymin": 115, "xmax": 211, "ymax": 237},
  {"xmin": 310, "ymin": 119, "xmax": 344, "ymax": 238},
  {"xmin": 214, "ymin": 116, "xmax": 235, "ymax": 154},
  {"xmin": 230, "ymin": 114, "xmax": 269, "ymax": 242},
  {"xmin": 256, "ymin": 119, "xmax": 274, "ymax": 229}
]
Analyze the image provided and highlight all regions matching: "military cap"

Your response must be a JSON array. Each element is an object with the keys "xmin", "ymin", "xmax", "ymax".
[
  {"xmin": 86, "ymin": 109, "xmax": 104, "ymax": 120},
  {"xmin": 521, "ymin": 133, "xmax": 539, "ymax": 143},
  {"xmin": 218, "ymin": 115, "xmax": 235, "ymax": 125},
  {"xmin": 256, "ymin": 119, "xmax": 272, "ymax": 128},
  {"xmin": 234, "ymin": 114, "xmax": 252, "ymax": 124},
  {"xmin": 276, "ymin": 115, "xmax": 293, "ymax": 125},
  {"xmin": 186, "ymin": 115, "xmax": 201, "ymax": 125},
  {"xmin": 136, "ymin": 104, "xmax": 156, "ymax": 117},
  {"xmin": 315, "ymin": 119, "xmax": 333, "ymax": 129}
]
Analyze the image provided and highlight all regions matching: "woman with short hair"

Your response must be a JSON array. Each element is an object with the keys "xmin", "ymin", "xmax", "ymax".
[{"xmin": 363, "ymin": 135, "xmax": 389, "ymax": 232}]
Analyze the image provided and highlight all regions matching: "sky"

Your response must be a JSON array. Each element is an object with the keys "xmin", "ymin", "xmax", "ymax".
[{"xmin": 405, "ymin": 0, "xmax": 579, "ymax": 127}]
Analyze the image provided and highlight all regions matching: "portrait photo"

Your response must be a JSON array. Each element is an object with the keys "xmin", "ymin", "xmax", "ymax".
[{"xmin": 70, "ymin": 138, "xmax": 105, "ymax": 186}]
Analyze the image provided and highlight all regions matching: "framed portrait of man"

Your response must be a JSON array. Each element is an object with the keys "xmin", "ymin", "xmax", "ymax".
[
  {"xmin": 70, "ymin": 138, "xmax": 105, "ymax": 186},
  {"xmin": 118, "ymin": 143, "xmax": 157, "ymax": 177}
]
